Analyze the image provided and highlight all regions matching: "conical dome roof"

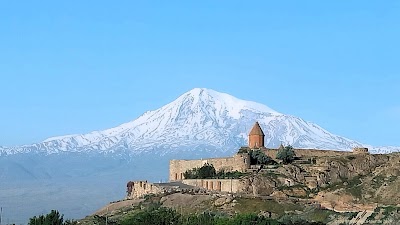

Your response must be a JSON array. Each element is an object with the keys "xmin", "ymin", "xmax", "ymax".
[{"xmin": 249, "ymin": 122, "xmax": 265, "ymax": 136}]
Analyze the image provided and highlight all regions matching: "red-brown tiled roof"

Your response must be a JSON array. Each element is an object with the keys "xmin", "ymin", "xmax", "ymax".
[{"xmin": 249, "ymin": 122, "xmax": 265, "ymax": 136}]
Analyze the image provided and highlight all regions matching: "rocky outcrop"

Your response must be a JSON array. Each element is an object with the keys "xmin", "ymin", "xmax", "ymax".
[
  {"xmin": 313, "ymin": 154, "xmax": 389, "ymax": 186},
  {"xmin": 240, "ymin": 175, "xmax": 277, "ymax": 196},
  {"xmin": 276, "ymin": 164, "xmax": 306, "ymax": 184},
  {"xmin": 237, "ymin": 153, "xmax": 400, "ymax": 208}
]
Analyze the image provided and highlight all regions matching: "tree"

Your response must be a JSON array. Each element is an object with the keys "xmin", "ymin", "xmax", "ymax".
[
  {"xmin": 28, "ymin": 210, "xmax": 77, "ymax": 225},
  {"xmin": 249, "ymin": 150, "xmax": 274, "ymax": 165},
  {"xmin": 198, "ymin": 163, "xmax": 216, "ymax": 178},
  {"xmin": 183, "ymin": 163, "xmax": 216, "ymax": 179},
  {"xmin": 276, "ymin": 145, "xmax": 296, "ymax": 164},
  {"xmin": 121, "ymin": 207, "xmax": 180, "ymax": 225},
  {"xmin": 29, "ymin": 210, "xmax": 63, "ymax": 225}
]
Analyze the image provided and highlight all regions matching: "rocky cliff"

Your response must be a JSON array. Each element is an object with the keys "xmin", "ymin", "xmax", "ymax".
[{"xmin": 238, "ymin": 152, "xmax": 400, "ymax": 211}]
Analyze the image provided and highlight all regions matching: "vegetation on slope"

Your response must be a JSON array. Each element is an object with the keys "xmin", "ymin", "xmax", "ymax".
[
  {"xmin": 183, "ymin": 163, "xmax": 247, "ymax": 179},
  {"xmin": 28, "ymin": 210, "xmax": 77, "ymax": 225},
  {"xmin": 98, "ymin": 204, "xmax": 325, "ymax": 225},
  {"xmin": 276, "ymin": 145, "xmax": 296, "ymax": 164}
]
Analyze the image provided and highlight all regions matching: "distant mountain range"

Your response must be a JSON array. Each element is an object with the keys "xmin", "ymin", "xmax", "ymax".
[{"xmin": 1, "ymin": 88, "xmax": 399, "ymax": 155}]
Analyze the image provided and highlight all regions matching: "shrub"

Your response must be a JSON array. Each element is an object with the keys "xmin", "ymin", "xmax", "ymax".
[
  {"xmin": 216, "ymin": 170, "xmax": 247, "ymax": 179},
  {"xmin": 276, "ymin": 145, "xmax": 296, "ymax": 164},
  {"xmin": 250, "ymin": 150, "xmax": 275, "ymax": 165},
  {"xmin": 28, "ymin": 210, "xmax": 77, "ymax": 225},
  {"xmin": 184, "ymin": 163, "xmax": 216, "ymax": 179}
]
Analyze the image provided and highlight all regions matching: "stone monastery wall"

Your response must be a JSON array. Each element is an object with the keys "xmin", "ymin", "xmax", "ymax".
[
  {"xmin": 126, "ymin": 181, "xmax": 163, "ymax": 199},
  {"xmin": 264, "ymin": 148, "xmax": 354, "ymax": 160},
  {"xmin": 182, "ymin": 179, "xmax": 243, "ymax": 193},
  {"xmin": 169, "ymin": 153, "xmax": 250, "ymax": 181}
]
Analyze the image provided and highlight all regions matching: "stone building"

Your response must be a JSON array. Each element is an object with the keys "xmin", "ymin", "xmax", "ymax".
[
  {"xmin": 169, "ymin": 154, "xmax": 250, "ymax": 181},
  {"xmin": 352, "ymin": 147, "xmax": 369, "ymax": 154},
  {"xmin": 126, "ymin": 180, "xmax": 200, "ymax": 199},
  {"xmin": 126, "ymin": 181, "xmax": 162, "ymax": 199},
  {"xmin": 248, "ymin": 122, "xmax": 266, "ymax": 149},
  {"xmin": 182, "ymin": 179, "xmax": 244, "ymax": 193}
]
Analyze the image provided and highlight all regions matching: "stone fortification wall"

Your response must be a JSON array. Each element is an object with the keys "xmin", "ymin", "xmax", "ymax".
[
  {"xmin": 263, "ymin": 148, "xmax": 353, "ymax": 159},
  {"xmin": 353, "ymin": 147, "xmax": 369, "ymax": 154},
  {"xmin": 126, "ymin": 181, "xmax": 163, "ymax": 199},
  {"xmin": 182, "ymin": 179, "xmax": 243, "ymax": 193},
  {"xmin": 169, "ymin": 153, "xmax": 250, "ymax": 181}
]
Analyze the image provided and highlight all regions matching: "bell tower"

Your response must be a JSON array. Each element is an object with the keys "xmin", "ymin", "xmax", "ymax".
[{"xmin": 248, "ymin": 122, "xmax": 265, "ymax": 149}]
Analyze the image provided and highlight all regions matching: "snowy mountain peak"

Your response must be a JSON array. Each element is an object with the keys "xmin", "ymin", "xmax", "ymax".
[
  {"xmin": 2, "ymin": 88, "xmax": 399, "ymax": 155},
  {"xmin": 175, "ymin": 88, "xmax": 280, "ymax": 118}
]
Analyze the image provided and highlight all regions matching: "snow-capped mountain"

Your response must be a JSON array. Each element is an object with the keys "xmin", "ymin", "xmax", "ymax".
[{"xmin": 1, "ymin": 88, "xmax": 398, "ymax": 155}]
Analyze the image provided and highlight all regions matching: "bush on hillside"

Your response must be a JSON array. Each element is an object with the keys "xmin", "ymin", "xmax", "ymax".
[
  {"xmin": 184, "ymin": 164, "xmax": 248, "ymax": 179},
  {"xmin": 119, "ymin": 205, "xmax": 326, "ymax": 225},
  {"xmin": 28, "ymin": 210, "xmax": 77, "ymax": 225},
  {"xmin": 276, "ymin": 145, "xmax": 296, "ymax": 164},
  {"xmin": 184, "ymin": 163, "xmax": 217, "ymax": 179},
  {"xmin": 250, "ymin": 150, "xmax": 275, "ymax": 165}
]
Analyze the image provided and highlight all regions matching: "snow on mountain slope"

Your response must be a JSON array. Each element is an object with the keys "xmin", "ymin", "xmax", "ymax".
[{"xmin": 2, "ymin": 88, "xmax": 399, "ymax": 155}]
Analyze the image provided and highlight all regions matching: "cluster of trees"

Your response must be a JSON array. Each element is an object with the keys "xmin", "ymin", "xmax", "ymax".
[
  {"xmin": 28, "ymin": 210, "xmax": 77, "ymax": 225},
  {"xmin": 241, "ymin": 145, "xmax": 296, "ymax": 165},
  {"xmin": 120, "ymin": 206, "xmax": 325, "ymax": 225},
  {"xmin": 183, "ymin": 164, "xmax": 246, "ymax": 179}
]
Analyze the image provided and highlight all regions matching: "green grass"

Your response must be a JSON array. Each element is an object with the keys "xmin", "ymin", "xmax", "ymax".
[
  {"xmin": 367, "ymin": 206, "xmax": 400, "ymax": 222},
  {"xmin": 319, "ymin": 176, "xmax": 363, "ymax": 199},
  {"xmin": 381, "ymin": 206, "xmax": 399, "ymax": 217},
  {"xmin": 371, "ymin": 175, "xmax": 386, "ymax": 189},
  {"xmin": 234, "ymin": 197, "xmax": 303, "ymax": 216},
  {"xmin": 278, "ymin": 207, "xmax": 338, "ymax": 224},
  {"xmin": 347, "ymin": 185, "xmax": 362, "ymax": 199},
  {"xmin": 306, "ymin": 209, "xmax": 333, "ymax": 222}
]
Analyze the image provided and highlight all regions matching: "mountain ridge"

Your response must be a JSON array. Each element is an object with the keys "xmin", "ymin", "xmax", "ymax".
[{"xmin": 1, "ymin": 88, "xmax": 399, "ymax": 155}]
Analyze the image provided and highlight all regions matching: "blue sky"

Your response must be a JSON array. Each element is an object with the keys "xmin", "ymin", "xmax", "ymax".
[{"xmin": 0, "ymin": 1, "xmax": 399, "ymax": 147}]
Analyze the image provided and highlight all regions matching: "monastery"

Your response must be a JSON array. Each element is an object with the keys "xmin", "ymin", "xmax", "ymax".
[{"xmin": 126, "ymin": 122, "xmax": 368, "ymax": 199}]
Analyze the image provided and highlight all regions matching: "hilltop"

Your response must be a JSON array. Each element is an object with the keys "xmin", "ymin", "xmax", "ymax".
[
  {"xmin": 79, "ymin": 149, "xmax": 400, "ymax": 225},
  {"xmin": 83, "ymin": 123, "xmax": 400, "ymax": 225}
]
